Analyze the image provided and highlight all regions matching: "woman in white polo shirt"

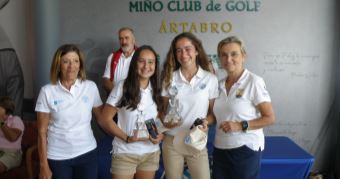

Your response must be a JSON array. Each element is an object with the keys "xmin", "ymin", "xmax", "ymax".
[
  {"xmin": 212, "ymin": 36, "xmax": 275, "ymax": 179},
  {"xmin": 161, "ymin": 32, "xmax": 219, "ymax": 179},
  {"xmin": 35, "ymin": 44, "xmax": 129, "ymax": 179},
  {"xmin": 99, "ymin": 45, "xmax": 163, "ymax": 179}
]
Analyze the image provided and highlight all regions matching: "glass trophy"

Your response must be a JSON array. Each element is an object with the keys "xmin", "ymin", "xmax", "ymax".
[
  {"xmin": 133, "ymin": 105, "xmax": 149, "ymax": 139},
  {"xmin": 164, "ymin": 85, "xmax": 182, "ymax": 126}
]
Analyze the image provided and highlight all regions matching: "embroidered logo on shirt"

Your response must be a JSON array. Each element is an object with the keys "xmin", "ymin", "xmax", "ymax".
[
  {"xmin": 199, "ymin": 83, "xmax": 206, "ymax": 90},
  {"xmin": 53, "ymin": 100, "xmax": 63, "ymax": 105},
  {"xmin": 82, "ymin": 96, "xmax": 89, "ymax": 103},
  {"xmin": 236, "ymin": 89, "xmax": 244, "ymax": 98}
]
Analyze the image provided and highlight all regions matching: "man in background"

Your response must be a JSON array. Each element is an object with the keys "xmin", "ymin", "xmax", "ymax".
[{"xmin": 102, "ymin": 27, "xmax": 137, "ymax": 94}]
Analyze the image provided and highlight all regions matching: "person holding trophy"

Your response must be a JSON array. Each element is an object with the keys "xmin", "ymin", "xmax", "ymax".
[
  {"xmin": 160, "ymin": 32, "xmax": 219, "ymax": 179},
  {"xmin": 99, "ymin": 45, "xmax": 163, "ymax": 179}
]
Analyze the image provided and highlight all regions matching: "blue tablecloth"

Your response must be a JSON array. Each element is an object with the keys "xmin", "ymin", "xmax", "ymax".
[
  {"xmin": 260, "ymin": 136, "xmax": 314, "ymax": 179},
  {"xmin": 97, "ymin": 132, "xmax": 314, "ymax": 179}
]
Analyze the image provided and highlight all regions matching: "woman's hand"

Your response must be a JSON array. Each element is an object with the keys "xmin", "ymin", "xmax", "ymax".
[
  {"xmin": 126, "ymin": 131, "xmax": 144, "ymax": 143},
  {"xmin": 162, "ymin": 119, "xmax": 182, "ymax": 129},
  {"xmin": 197, "ymin": 119, "xmax": 209, "ymax": 133},
  {"xmin": 149, "ymin": 133, "xmax": 164, "ymax": 144},
  {"xmin": 39, "ymin": 165, "xmax": 52, "ymax": 179},
  {"xmin": 219, "ymin": 121, "xmax": 242, "ymax": 133},
  {"xmin": 126, "ymin": 131, "xmax": 150, "ymax": 143}
]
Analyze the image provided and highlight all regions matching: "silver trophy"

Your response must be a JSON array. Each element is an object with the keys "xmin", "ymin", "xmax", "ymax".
[
  {"xmin": 164, "ymin": 85, "xmax": 182, "ymax": 126},
  {"xmin": 133, "ymin": 104, "xmax": 149, "ymax": 139}
]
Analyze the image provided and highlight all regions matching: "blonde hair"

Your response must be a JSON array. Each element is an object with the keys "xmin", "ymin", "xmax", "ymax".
[
  {"xmin": 217, "ymin": 36, "xmax": 246, "ymax": 57},
  {"xmin": 50, "ymin": 44, "xmax": 86, "ymax": 84}
]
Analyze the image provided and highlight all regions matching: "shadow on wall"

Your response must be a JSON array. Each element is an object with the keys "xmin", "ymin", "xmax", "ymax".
[
  {"xmin": 78, "ymin": 38, "xmax": 112, "ymax": 141},
  {"xmin": 0, "ymin": 0, "xmax": 25, "ymax": 117},
  {"xmin": 78, "ymin": 38, "xmax": 110, "ymax": 100},
  {"xmin": 0, "ymin": 0, "xmax": 9, "ymax": 9}
]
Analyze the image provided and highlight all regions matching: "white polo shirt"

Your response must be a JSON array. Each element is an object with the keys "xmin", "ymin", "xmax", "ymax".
[
  {"xmin": 106, "ymin": 80, "xmax": 159, "ymax": 155},
  {"xmin": 35, "ymin": 79, "xmax": 102, "ymax": 160},
  {"xmin": 102, "ymin": 51, "xmax": 135, "ymax": 85},
  {"xmin": 161, "ymin": 67, "xmax": 219, "ymax": 136},
  {"xmin": 213, "ymin": 69, "xmax": 271, "ymax": 151}
]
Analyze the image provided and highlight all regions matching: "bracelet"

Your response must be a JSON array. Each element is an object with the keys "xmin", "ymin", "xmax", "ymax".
[{"xmin": 125, "ymin": 136, "xmax": 129, "ymax": 143}]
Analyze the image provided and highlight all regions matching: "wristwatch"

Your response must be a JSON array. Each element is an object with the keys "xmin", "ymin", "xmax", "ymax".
[{"xmin": 241, "ymin": 121, "xmax": 248, "ymax": 132}]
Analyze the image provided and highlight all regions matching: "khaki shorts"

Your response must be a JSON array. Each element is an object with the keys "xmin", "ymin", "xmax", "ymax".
[
  {"xmin": 162, "ymin": 135, "xmax": 210, "ymax": 179},
  {"xmin": 0, "ymin": 149, "xmax": 22, "ymax": 170},
  {"xmin": 111, "ymin": 151, "xmax": 160, "ymax": 175}
]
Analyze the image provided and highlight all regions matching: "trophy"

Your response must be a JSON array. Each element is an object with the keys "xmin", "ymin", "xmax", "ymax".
[
  {"xmin": 133, "ymin": 104, "xmax": 149, "ymax": 139},
  {"xmin": 163, "ymin": 85, "xmax": 182, "ymax": 126}
]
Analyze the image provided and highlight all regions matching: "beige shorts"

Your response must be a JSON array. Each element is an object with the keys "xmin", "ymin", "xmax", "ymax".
[
  {"xmin": 111, "ymin": 151, "xmax": 160, "ymax": 175},
  {"xmin": 162, "ymin": 135, "xmax": 210, "ymax": 179},
  {"xmin": 0, "ymin": 149, "xmax": 22, "ymax": 170}
]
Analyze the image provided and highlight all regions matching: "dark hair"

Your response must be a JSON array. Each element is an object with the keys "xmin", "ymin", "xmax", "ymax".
[
  {"xmin": 0, "ymin": 96, "xmax": 15, "ymax": 115},
  {"xmin": 162, "ymin": 32, "xmax": 210, "ymax": 89},
  {"xmin": 117, "ymin": 45, "xmax": 161, "ymax": 111},
  {"xmin": 50, "ymin": 44, "xmax": 86, "ymax": 84}
]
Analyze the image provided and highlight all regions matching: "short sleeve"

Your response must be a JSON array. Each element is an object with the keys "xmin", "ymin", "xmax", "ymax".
[
  {"xmin": 7, "ymin": 116, "xmax": 24, "ymax": 131},
  {"xmin": 102, "ymin": 54, "xmax": 113, "ymax": 79},
  {"xmin": 253, "ymin": 77, "xmax": 271, "ymax": 105},
  {"xmin": 90, "ymin": 81, "xmax": 103, "ymax": 107},
  {"xmin": 35, "ymin": 87, "xmax": 51, "ymax": 113},
  {"xmin": 209, "ymin": 74, "xmax": 219, "ymax": 99},
  {"xmin": 106, "ymin": 80, "xmax": 124, "ymax": 107}
]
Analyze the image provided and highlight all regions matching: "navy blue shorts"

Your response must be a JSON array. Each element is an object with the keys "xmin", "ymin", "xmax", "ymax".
[
  {"xmin": 48, "ymin": 148, "xmax": 98, "ymax": 179},
  {"xmin": 212, "ymin": 145, "xmax": 262, "ymax": 179}
]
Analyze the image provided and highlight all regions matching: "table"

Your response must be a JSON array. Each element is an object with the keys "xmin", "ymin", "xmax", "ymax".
[
  {"xmin": 97, "ymin": 135, "xmax": 314, "ymax": 179},
  {"xmin": 260, "ymin": 136, "xmax": 314, "ymax": 179}
]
